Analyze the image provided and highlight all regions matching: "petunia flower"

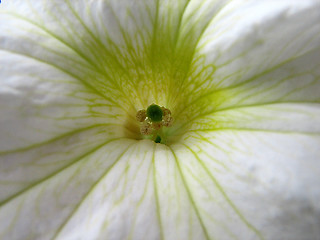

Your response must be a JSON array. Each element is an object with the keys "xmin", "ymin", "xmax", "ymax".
[{"xmin": 1, "ymin": 0, "xmax": 320, "ymax": 239}]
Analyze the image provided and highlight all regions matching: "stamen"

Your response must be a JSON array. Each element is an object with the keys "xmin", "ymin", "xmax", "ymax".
[
  {"xmin": 137, "ymin": 104, "xmax": 173, "ymax": 144},
  {"xmin": 161, "ymin": 107, "xmax": 171, "ymax": 117},
  {"xmin": 152, "ymin": 122, "xmax": 162, "ymax": 130},
  {"xmin": 162, "ymin": 115, "xmax": 173, "ymax": 127},
  {"xmin": 140, "ymin": 121, "xmax": 153, "ymax": 135},
  {"xmin": 136, "ymin": 109, "xmax": 147, "ymax": 122}
]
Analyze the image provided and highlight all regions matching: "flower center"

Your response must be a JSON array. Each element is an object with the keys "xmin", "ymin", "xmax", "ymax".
[{"xmin": 136, "ymin": 104, "xmax": 173, "ymax": 144}]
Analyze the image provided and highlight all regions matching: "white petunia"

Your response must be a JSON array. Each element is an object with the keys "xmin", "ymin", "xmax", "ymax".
[{"xmin": 1, "ymin": 0, "xmax": 320, "ymax": 239}]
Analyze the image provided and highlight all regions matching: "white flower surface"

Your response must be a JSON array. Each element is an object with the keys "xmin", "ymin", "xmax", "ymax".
[{"xmin": 1, "ymin": 0, "xmax": 320, "ymax": 240}]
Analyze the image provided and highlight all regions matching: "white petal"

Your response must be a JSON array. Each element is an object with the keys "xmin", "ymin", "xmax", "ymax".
[
  {"xmin": 0, "ymin": 1, "xmax": 127, "ymax": 216},
  {"xmin": 52, "ymin": 140, "xmax": 160, "ymax": 240},
  {"xmin": 0, "ymin": 139, "xmax": 139, "ymax": 240},
  {"xmin": 0, "ymin": 1, "xmax": 128, "ymax": 152},
  {"xmin": 192, "ymin": 103, "xmax": 320, "ymax": 134},
  {"xmin": 177, "ymin": 131, "xmax": 320, "ymax": 240},
  {"xmin": 0, "ymin": 51, "xmax": 124, "ymax": 151},
  {"xmin": 2, "ymin": 1, "xmax": 320, "ymax": 240},
  {"xmin": 177, "ymin": 1, "xmax": 320, "ymax": 239},
  {"xmin": 153, "ymin": 144, "xmax": 207, "ymax": 240},
  {"xmin": 182, "ymin": 0, "xmax": 320, "ymax": 118}
]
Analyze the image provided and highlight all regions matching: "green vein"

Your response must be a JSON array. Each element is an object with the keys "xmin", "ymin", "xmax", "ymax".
[
  {"xmin": 0, "ymin": 124, "xmax": 115, "ymax": 155},
  {"xmin": 0, "ymin": 48, "xmax": 123, "ymax": 111},
  {"xmin": 173, "ymin": 101, "xmax": 320, "ymax": 134},
  {"xmin": 168, "ymin": 146, "xmax": 211, "ymax": 240},
  {"xmin": 0, "ymin": 138, "xmax": 122, "ymax": 208},
  {"xmin": 152, "ymin": 143, "xmax": 164, "ymax": 240},
  {"xmin": 175, "ymin": 44, "xmax": 320, "ymax": 120},
  {"xmin": 214, "ymin": 45, "xmax": 320, "ymax": 92},
  {"xmin": 211, "ymin": 101, "xmax": 320, "ymax": 114},
  {"xmin": 174, "ymin": 0, "xmax": 233, "ymax": 95},
  {"xmin": 188, "ymin": 127, "xmax": 320, "ymax": 136},
  {"xmin": 182, "ymin": 144, "xmax": 264, "ymax": 240},
  {"xmin": 172, "ymin": 0, "xmax": 192, "ymax": 50},
  {"xmin": 127, "ymin": 146, "xmax": 156, "ymax": 240},
  {"xmin": 52, "ymin": 141, "xmax": 135, "ymax": 240}
]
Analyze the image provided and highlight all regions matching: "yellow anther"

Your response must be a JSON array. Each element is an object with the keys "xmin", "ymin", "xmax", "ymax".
[
  {"xmin": 140, "ymin": 121, "xmax": 153, "ymax": 135},
  {"xmin": 136, "ymin": 109, "xmax": 147, "ymax": 122},
  {"xmin": 162, "ymin": 115, "xmax": 173, "ymax": 127},
  {"xmin": 161, "ymin": 107, "xmax": 171, "ymax": 117},
  {"xmin": 152, "ymin": 122, "xmax": 162, "ymax": 130}
]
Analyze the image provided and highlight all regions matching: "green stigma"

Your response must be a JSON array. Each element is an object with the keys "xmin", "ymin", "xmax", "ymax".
[
  {"xmin": 155, "ymin": 135, "xmax": 161, "ymax": 143},
  {"xmin": 146, "ymin": 104, "xmax": 163, "ymax": 122}
]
